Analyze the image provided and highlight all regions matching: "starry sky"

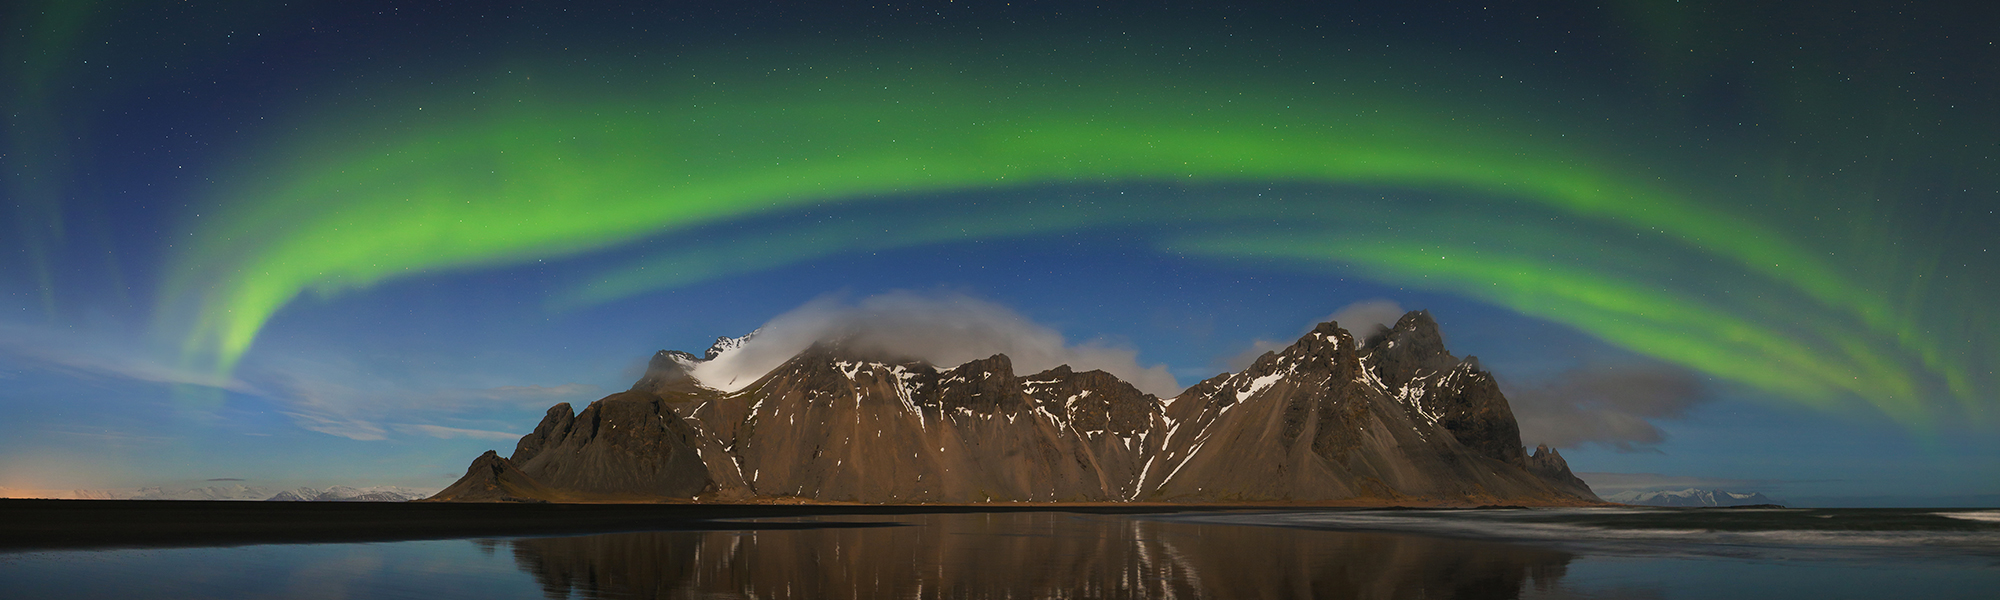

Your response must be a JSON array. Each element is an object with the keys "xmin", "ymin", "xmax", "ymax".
[{"xmin": 3, "ymin": 1, "xmax": 1996, "ymax": 505}]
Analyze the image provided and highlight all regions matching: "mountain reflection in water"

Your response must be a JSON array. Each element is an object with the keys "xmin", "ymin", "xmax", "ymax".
[{"xmin": 508, "ymin": 512, "xmax": 1575, "ymax": 599}]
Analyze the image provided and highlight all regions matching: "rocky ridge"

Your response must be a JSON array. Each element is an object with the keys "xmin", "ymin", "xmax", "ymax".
[{"xmin": 429, "ymin": 311, "xmax": 1601, "ymax": 504}]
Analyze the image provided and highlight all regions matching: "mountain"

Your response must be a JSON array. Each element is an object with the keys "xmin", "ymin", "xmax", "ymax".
[
  {"xmin": 429, "ymin": 310, "xmax": 1601, "ymax": 504},
  {"xmin": 264, "ymin": 485, "xmax": 432, "ymax": 502},
  {"xmin": 124, "ymin": 484, "xmax": 272, "ymax": 501},
  {"xmin": 1606, "ymin": 488, "xmax": 1779, "ymax": 507},
  {"xmin": 426, "ymin": 450, "xmax": 563, "ymax": 502},
  {"xmin": 54, "ymin": 484, "xmax": 433, "ymax": 501}
]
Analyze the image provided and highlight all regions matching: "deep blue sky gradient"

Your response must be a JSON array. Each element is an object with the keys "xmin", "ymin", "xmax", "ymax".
[{"xmin": 3, "ymin": 0, "xmax": 1995, "ymax": 504}]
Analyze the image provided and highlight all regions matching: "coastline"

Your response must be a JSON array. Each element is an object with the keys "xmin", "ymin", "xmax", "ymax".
[{"xmin": 0, "ymin": 498, "xmax": 1614, "ymax": 552}]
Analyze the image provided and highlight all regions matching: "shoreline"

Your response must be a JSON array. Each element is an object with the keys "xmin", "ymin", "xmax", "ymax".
[{"xmin": 0, "ymin": 498, "xmax": 1615, "ymax": 552}]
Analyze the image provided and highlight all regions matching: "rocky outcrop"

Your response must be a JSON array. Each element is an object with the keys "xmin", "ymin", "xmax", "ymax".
[
  {"xmin": 1525, "ymin": 445, "xmax": 1601, "ymax": 501},
  {"xmin": 508, "ymin": 392, "xmax": 713, "ymax": 499},
  {"xmin": 431, "ymin": 310, "xmax": 1600, "ymax": 504},
  {"xmin": 425, "ymin": 451, "xmax": 561, "ymax": 502},
  {"xmin": 1360, "ymin": 311, "xmax": 1524, "ymax": 466}
]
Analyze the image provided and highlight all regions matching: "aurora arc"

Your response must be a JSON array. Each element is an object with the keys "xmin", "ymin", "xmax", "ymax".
[{"xmin": 163, "ymin": 51, "xmax": 1979, "ymax": 423}]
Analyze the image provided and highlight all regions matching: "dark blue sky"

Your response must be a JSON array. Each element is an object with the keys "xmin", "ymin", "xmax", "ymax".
[{"xmin": 3, "ymin": 1, "xmax": 1996, "ymax": 505}]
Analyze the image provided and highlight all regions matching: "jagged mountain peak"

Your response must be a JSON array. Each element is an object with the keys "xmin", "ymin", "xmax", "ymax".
[
  {"xmin": 1021, "ymin": 364, "xmax": 1160, "ymax": 437},
  {"xmin": 703, "ymin": 330, "xmax": 760, "ymax": 360},
  {"xmin": 1209, "ymin": 321, "xmax": 1361, "ymax": 402},
  {"xmin": 931, "ymin": 353, "xmax": 1029, "ymax": 414},
  {"xmin": 1294, "ymin": 321, "xmax": 1358, "ymax": 358},
  {"xmin": 1361, "ymin": 311, "xmax": 1458, "ymax": 383}
]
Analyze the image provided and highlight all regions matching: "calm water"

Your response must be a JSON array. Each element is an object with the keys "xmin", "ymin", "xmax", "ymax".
[{"xmin": 2, "ymin": 508, "xmax": 1996, "ymax": 599}]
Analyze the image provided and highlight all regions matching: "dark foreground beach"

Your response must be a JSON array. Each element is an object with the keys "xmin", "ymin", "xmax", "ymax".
[
  {"xmin": 0, "ymin": 499, "xmax": 1256, "ymax": 551},
  {"xmin": 3, "ymin": 501, "xmax": 1997, "ymax": 599}
]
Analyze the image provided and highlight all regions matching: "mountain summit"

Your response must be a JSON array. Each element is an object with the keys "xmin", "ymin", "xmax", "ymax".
[{"xmin": 429, "ymin": 311, "xmax": 1601, "ymax": 504}]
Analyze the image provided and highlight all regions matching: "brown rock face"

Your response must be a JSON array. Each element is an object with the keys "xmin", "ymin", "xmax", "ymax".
[
  {"xmin": 510, "ymin": 403, "xmax": 575, "ymax": 464},
  {"xmin": 664, "ymin": 342, "xmax": 1165, "ymax": 503},
  {"xmin": 1526, "ymin": 445, "xmax": 1602, "ymax": 501},
  {"xmin": 423, "ymin": 451, "xmax": 559, "ymax": 502},
  {"xmin": 430, "ymin": 310, "xmax": 1599, "ymax": 504},
  {"xmin": 1359, "ymin": 310, "xmax": 1526, "ymax": 466},
  {"xmin": 508, "ymin": 392, "xmax": 714, "ymax": 499}
]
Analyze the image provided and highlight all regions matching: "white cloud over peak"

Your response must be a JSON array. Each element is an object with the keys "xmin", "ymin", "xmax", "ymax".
[{"xmin": 692, "ymin": 291, "xmax": 1182, "ymax": 396}]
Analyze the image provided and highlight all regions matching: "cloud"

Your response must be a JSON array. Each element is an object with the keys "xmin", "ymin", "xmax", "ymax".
[
  {"xmin": 1327, "ymin": 299, "xmax": 1406, "ymax": 339},
  {"xmin": 1574, "ymin": 472, "xmax": 1811, "ymax": 495},
  {"xmin": 0, "ymin": 320, "xmax": 258, "ymax": 394},
  {"xmin": 1222, "ymin": 299, "xmax": 1406, "ymax": 369},
  {"xmin": 283, "ymin": 410, "xmax": 389, "ymax": 441},
  {"xmin": 391, "ymin": 424, "xmax": 522, "ymax": 441},
  {"xmin": 252, "ymin": 365, "xmax": 602, "ymax": 442},
  {"xmin": 1504, "ymin": 363, "xmax": 1713, "ymax": 451},
  {"xmin": 693, "ymin": 291, "xmax": 1182, "ymax": 396},
  {"xmin": 422, "ymin": 384, "xmax": 604, "ymax": 408},
  {"xmin": 50, "ymin": 429, "xmax": 175, "ymax": 443}
]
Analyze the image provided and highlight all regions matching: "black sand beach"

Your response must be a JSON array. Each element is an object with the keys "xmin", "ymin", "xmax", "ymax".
[{"xmin": 0, "ymin": 499, "xmax": 1261, "ymax": 551}]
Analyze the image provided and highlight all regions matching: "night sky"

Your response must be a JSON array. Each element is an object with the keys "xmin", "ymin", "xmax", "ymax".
[{"xmin": 3, "ymin": 1, "xmax": 1996, "ymax": 506}]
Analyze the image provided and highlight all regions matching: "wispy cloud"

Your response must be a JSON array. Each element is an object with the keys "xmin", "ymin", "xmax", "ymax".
[
  {"xmin": 0, "ymin": 320, "xmax": 258, "ymax": 394},
  {"xmin": 259, "ymin": 369, "xmax": 601, "ymax": 442},
  {"xmin": 50, "ymin": 429, "xmax": 177, "ymax": 444},
  {"xmin": 1575, "ymin": 472, "xmax": 1820, "ymax": 495},
  {"xmin": 391, "ymin": 424, "xmax": 522, "ymax": 441},
  {"xmin": 1505, "ymin": 363, "xmax": 1714, "ymax": 451},
  {"xmin": 424, "ymin": 384, "xmax": 603, "ymax": 407},
  {"xmin": 284, "ymin": 410, "xmax": 390, "ymax": 441},
  {"xmin": 0, "ymin": 319, "xmax": 603, "ymax": 443}
]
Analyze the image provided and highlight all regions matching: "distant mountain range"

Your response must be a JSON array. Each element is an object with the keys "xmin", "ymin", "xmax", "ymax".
[
  {"xmin": 431, "ymin": 310, "xmax": 1602, "ymax": 505},
  {"xmin": 1606, "ymin": 488, "xmax": 1779, "ymax": 507},
  {"xmin": 55, "ymin": 484, "xmax": 431, "ymax": 502}
]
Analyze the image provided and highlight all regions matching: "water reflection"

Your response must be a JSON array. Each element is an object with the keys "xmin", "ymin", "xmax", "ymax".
[{"xmin": 510, "ymin": 512, "xmax": 1575, "ymax": 599}]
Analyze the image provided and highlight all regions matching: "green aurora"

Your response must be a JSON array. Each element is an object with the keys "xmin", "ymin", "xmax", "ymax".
[{"xmin": 159, "ymin": 45, "xmax": 1987, "ymax": 426}]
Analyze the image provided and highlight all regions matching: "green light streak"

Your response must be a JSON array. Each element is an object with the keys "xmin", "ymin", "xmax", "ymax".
[
  {"xmin": 4, "ymin": 0, "xmax": 101, "ymax": 318},
  {"xmin": 1175, "ymin": 233, "xmax": 1931, "ymax": 422},
  {"xmin": 163, "ymin": 48, "xmax": 1979, "ymax": 423}
]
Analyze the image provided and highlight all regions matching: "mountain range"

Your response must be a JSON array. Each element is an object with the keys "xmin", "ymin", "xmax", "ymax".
[
  {"xmin": 430, "ymin": 310, "xmax": 1602, "ymax": 505},
  {"xmin": 1604, "ymin": 488, "xmax": 1779, "ymax": 507},
  {"xmin": 53, "ymin": 484, "xmax": 432, "ymax": 502}
]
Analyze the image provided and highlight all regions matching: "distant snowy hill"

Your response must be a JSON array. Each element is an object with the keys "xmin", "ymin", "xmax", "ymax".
[
  {"xmin": 265, "ymin": 486, "xmax": 431, "ymax": 502},
  {"xmin": 53, "ymin": 484, "xmax": 434, "ymax": 501},
  {"xmin": 1607, "ymin": 488, "xmax": 1778, "ymax": 507},
  {"xmin": 123, "ymin": 484, "xmax": 274, "ymax": 501}
]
